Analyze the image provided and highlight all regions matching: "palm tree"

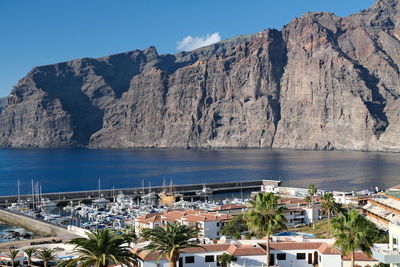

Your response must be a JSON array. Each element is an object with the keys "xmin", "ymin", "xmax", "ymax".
[
  {"xmin": 304, "ymin": 195, "xmax": 312, "ymax": 208},
  {"xmin": 321, "ymin": 192, "xmax": 340, "ymax": 237},
  {"xmin": 306, "ymin": 184, "xmax": 318, "ymax": 228},
  {"xmin": 6, "ymin": 249, "xmax": 19, "ymax": 267},
  {"xmin": 24, "ymin": 248, "xmax": 37, "ymax": 266},
  {"xmin": 62, "ymin": 228, "xmax": 136, "ymax": 267},
  {"xmin": 217, "ymin": 253, "xmax": 236, "ymax": 267},
  {"xmin": 308, "ymin": 184, "xmax": 317, "ymax": 197},
  {"xmin": 120, "ymin": 224, "xmax": 137, "ymax": 247},
  {"xmin": 140, "ymin": 222, "xmax": 201, "ymax": 267},
  {"xmin": 36, "ymin": 249, "xmax": 56, "ymax": 267},
  {"xmin": 245, "ymin": 192, "xmax": 287, "ymax": 267},
  {"xmin": 331, "ymin": 209, "xmax": 378, "ymax": 267}
]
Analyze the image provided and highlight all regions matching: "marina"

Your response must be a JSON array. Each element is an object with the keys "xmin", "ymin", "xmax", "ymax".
[
  {"xmin": 0, "ymin": 177, "xmax": 378, "ymax": 236},
  {"xmin": 0, "ymin": 180, "xmax": 279, "ymax": 234},
  {"xmin": 0, "ymin": 179, "xmax": 272, "ymax": 207}
]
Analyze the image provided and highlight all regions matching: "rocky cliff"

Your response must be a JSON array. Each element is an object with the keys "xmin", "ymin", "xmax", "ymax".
[{"xmin": 1, "ymin": 0, "xmax": 400, "ymax": 151}]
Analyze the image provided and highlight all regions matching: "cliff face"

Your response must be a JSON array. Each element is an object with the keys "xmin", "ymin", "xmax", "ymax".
[{"xmin": 1, "ymin": 0, "xmax": 400, "ymax": 151}]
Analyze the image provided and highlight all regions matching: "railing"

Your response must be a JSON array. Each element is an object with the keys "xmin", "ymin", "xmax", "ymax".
[{"xmin": 374, "ymin": 245, "xmax": 400, "ymax": 255}]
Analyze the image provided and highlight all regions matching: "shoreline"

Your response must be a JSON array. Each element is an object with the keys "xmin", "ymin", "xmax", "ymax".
[{"xmin": 0, "ymin": 146, "xmax": 399, "ymax": 154}]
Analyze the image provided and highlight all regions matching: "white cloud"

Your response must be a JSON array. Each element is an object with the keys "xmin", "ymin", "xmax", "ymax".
[{"xmin": 176, "ymin": 32, "xmax": 221, "ymax": 51}]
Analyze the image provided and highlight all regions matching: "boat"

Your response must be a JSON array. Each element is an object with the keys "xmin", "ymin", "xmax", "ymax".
[
  {"xmin": 40, "ymin": 198, "xmax": 58, "ymax": 208},
  {"xmin": 158, "ymin": 179, "xmax": 181, "ymax": 206},
  {"xmin": 93, "ymin": 179, "xmax": 110, "ymax": 206},
  {"xmin": 196, "ymin": 185, "xmax": 213, "ymax": 195},
  {"xmin": 93, "ymin": 198, "xmax": 110, "ymax": 205}
]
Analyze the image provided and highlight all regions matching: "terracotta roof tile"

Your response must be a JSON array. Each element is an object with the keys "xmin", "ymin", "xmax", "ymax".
[
  {"xmin": 342, "ymin": 252, "xmax": 378, "ymax": 261},
  {"xmin": 390, "ymin": 184, "xmax": 400, "ymax": 190},
  {"xmin": 212, "ymin": 204, "xmax": 247, "ymax": 211},
  {"xmin": 268, "ymin": 242, "xmax": 322, "ymax": 250},
  {"xmin": 317, "ymin": 243, "xmax": 341, "ymax": 255},
  {"xmin": 227, "ymin": 244, "xmax": 266, "ymax": 256}
]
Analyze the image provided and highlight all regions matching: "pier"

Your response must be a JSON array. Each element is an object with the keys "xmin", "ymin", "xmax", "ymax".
[{"xmin": 0, "ymin": 179, "xmax": 280, "ymax": 207}]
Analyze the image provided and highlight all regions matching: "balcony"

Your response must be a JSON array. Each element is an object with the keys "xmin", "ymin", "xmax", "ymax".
[{"xmin": 372, "ymin": 244, "xmax": 400, "ymax": 264}]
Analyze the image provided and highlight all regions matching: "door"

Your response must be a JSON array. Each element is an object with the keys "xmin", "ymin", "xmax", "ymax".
[
  {"xmin": 314, "ymin": 251, "xmax": 318, "ymax": 265},
  {"xmin": 269, "ymin": 253, "xmax": 275, "ymax": 266},
  {"xmin": 308, "ymin": 253, "xmax": 312, "ymax": 264}
]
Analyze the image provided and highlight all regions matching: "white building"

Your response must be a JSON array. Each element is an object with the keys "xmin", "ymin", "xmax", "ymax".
[
  {"xmin": 134, "ymin": 240, "xmax": 378, "ymax": 267},
  {"xmin": 135, "ymin": 210, "xmax": 232, "ymax": 239},
  {"xmin": 333, "ymin": 191, "xmax": 371, "ymax": 207},
  {"xmin": 285, "ymin": 206, "xmax": 319, "ymax": 227},
  {"xmin": 373, "ymin": 222, "xmax": 400, "ymax": 266}
]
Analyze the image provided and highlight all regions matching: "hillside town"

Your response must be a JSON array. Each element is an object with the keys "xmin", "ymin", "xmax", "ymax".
[{"xmin": 1, "ymin": 180, "xmax": 399, "ymax": 267}]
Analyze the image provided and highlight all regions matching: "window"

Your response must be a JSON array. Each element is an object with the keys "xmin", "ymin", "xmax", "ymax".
[
  {"xmin": 217, "ymin": 222, "xmax": 220, "ymax": 227},
  {"xmin": 277, "ymin": 253, "xmax": 286, "ymax": 260},
  {"xmin": 394, "ymin": 238, "xmax": 397, "ymax": 245},
  {"xmin": 185, "ymin": 256, "xmax": 195, "ymax": 263},
  {"xmin": 296, "ymin": 253, "xmax": 306, "ymax": 260},
  {"xmin": 217, "ymin": 231, "xmax": 220, "ymax": 236},
  {"xmin": 319, "ymin": 255, "xmax": 321, "ymax": 262},
  {"xmin": 205, "ymin": 255, "xmax": 214, "ymax": 262}
]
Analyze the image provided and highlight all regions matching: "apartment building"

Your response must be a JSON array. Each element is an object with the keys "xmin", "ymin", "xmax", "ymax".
[
  {"xmin": 134, "ymin": 210, "xmax": 232, "ymax": 239},
  {"xmin": 134, "ymin": 240, "xmax": 378, "ymax": 267}
]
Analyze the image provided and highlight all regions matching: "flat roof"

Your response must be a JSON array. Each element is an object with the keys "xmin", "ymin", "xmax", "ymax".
[{"xmin": 384, "ymin": 191, "xmax": 400, "ymax": 200}]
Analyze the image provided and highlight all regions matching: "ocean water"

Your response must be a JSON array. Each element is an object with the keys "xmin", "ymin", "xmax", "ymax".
[
  {"xmin": 0, "ymin": 223, "xmax": 27, "ymax": 243},
  {"xmin": 0, "ymin": 148, "xmax": 399, "ymax": 196}
]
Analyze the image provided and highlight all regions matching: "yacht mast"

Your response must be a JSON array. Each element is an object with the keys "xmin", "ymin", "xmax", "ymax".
[
  {"xmin": 31, "ymin": 179, "xmax": 35, "ymax": 209},
  {"xmin": 17, "ymin": 179, "xmax": 20, "ymax": 203},
  {"xmin": 98, "ymin": 178, "xmax": 101, "ymax": 199}
]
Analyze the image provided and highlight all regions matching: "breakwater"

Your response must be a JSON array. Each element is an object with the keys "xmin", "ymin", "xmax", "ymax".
[
  {"xmin": 0, "ymin": 180, "xmax": 279, "ymax": 207},
  {"xmin": 0, "ymin": 209, "xmax": 74, "ymax": 237}
]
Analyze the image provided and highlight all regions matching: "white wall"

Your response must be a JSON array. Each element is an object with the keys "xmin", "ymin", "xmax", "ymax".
[
  {"xmin": 203, "ymin": 221, "xmax": 222, "ymax": 239},
  {"xmin": 231, "ymin": 255, "xmax": 265, "ymax": 267},
  {"xmin": 233, "ymin": 249, "xmax": 336, "ymax": 267},
  {"xmin": 269, "ymin": 249, "xmax": 318, "ymax": 267},
  {"xmin": 319, "ymin": 254, "xmax": 342, "ymax": 267},
  {"xmin": 140, "ymin": 251, "xmax": 223, "ymax": 267}
]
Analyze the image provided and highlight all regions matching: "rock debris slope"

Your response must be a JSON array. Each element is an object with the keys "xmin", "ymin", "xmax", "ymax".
[{"xmin": 1, "ymin": 0, "xmax": 400, "ymax": 151}]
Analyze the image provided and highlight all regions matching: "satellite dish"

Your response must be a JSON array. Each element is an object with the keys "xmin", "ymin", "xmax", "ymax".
[{"xmin": 219, "ymin": 236, "xmax": 227, "ymax": 243}]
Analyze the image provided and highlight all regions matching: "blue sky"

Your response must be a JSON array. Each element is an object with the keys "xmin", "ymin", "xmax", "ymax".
[{"xmin": 0, "ymin": 0, "xmax": 375, "ymax": 97}]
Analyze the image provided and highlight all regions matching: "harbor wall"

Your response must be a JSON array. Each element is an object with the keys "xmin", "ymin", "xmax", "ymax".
[
  {"xmin": 0, "ymin": 209, "xmax": 72, "ymax": 237},
  {"xmin": 67, "ymin": 225, "xmax": 90, "ymax": 238}
]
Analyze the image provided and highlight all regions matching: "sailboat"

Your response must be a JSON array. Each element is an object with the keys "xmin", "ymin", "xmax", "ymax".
[
  {"xmin": 141, "ymin": 181, "xmax": 158, "ymax": 206},
  {"xmin": 9, "ymin": 180, "xmax": 29, "ymax": 210},
  {"xmin": 39, "ymin": 184, "xmax": 58, "ymax": 208},
  {"xmin": 93, "ymin": 178, "xmax": 110, "ymax": 206},
  {"xmin": 159, "ymin": 179, "xmax": 181, "ymax": 206}
]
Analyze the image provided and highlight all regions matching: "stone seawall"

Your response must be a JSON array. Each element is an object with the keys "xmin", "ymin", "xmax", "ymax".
[{"xmin": 0, "ymin": 209, "xmax": 73, "ymax": 237}]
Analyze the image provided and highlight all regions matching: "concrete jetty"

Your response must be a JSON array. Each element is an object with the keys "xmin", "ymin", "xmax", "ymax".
[
  {"xmin": 0, "ymin": 179, "xmax": 280, "ymax": 207},
  {"xmin": 0, "ymin": 209, "xmax": 77, "ymax": 238}
]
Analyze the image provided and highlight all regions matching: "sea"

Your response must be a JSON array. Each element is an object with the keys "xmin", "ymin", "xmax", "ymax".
[{"xmin": 0, "ymin": 148, "xmax": 399, "ymax": 196}]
